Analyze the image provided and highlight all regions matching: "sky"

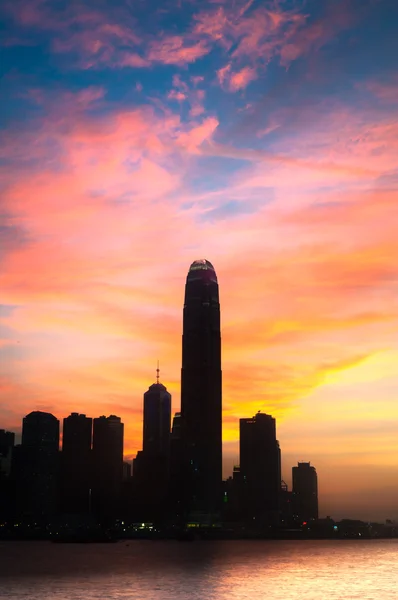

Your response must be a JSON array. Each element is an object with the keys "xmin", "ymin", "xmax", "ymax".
[{"xmin": 1, "ymin": 0, "xmax": 398, "ymax": 522}]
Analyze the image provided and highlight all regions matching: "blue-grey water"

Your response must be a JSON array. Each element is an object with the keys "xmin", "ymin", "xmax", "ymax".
[{"xmin": 0, "ymin": 540, "xmax": 397, "ymax": 599}]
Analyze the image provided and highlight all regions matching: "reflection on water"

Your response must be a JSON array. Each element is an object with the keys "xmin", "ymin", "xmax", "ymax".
[{"xmin": 0, "ymin": 540, "xmax": 397, "ymax": 599}]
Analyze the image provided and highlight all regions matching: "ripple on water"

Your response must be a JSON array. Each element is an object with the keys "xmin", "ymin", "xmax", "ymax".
[{"xmin": 0, "ymin": 540, "xmax": 397, "ymax": 600}]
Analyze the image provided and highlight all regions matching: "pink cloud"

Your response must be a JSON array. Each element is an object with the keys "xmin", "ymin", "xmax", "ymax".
[
  {"xmin": 176, "ymin": 116, "xmax": 219, "ymax": 153},
  {"xmin": 229, "ymin": 66, "xmax": 257, "ymax": 91},
  {"xmin": 116, "ymin": 53, "xmax": 150, "ymax": 68},
  {"xmin": 4, "ymin": 1, "xmax": 211, "ymax": 69},
  {"xmin": 194, "ymin": 2, "xmax": 361, "ymax": 90},
  {"xmin": 168, "ymin": 75, "xmax": 206, "ymax": 116},
  {"xmin": 3, "ymin": 0, "xmax": 361, "ymax": 75},
  {"xmin": 362, "ymin": 76, "xmax": 398, "ymax": 103},
  {"xmin": 147, "ymin": 36, "xmax": 210, "ymax": 65},
  {"xmin": 191, "ymin": 75, "xmax": 205, "ymax": 86},
  {"xmin": 168, "ymin": 90, "xmax": 187, "ymax": 102},
  {"xmin": 217, "ymin": 63, "xmax": 231, "ymax": 85}
]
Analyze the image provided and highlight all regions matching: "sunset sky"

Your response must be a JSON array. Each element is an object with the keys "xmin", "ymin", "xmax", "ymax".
[{"xmin": 1, "ymin": 0, "xmax": 398, "ymax": 521}]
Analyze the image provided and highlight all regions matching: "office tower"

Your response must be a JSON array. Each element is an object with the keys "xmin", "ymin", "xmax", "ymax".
[
  {"xmin": 292, "ymin": 462, "xmax": 319, "ymax": 521},
  {"xmin": 143, "ymin": 370, "xmax": 171, "ymax": 457},
  {"xmin": 181, "ymin": 259, "xmax": 222, "ymax": 518},
  {"xmin": 92, "ymin": 415, "xmax": 124, "ymax": 518},
  {"xmin": 133, "ymin": 372, "xmax": 172, "ymax": 521},
  {"xmin": 61, "ymin": 413, "xmax": 92, "ymax": 514},
  {"xmin": 14, "ymin": 411, "xmax": 60, "ymax": 518},
  {"xmin": 239, "ymin": 412, "xmax": 280, "ymax": 525}
]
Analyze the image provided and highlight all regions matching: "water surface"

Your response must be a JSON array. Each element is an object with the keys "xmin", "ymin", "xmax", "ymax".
[{"xmin": 0, "ymin": 540, "xmax": 397, "ymax": 599}]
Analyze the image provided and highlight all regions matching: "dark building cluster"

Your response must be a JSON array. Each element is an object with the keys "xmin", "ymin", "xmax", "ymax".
[
  {"xmin": 5, "ymin": 258, "xmax": 378, "ymax": 540},
  {"xmin": 0, "ymin": 413, "xmax": 124, "ymax": 527}
]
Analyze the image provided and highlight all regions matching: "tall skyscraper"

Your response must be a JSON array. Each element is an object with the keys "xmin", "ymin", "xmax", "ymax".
[
  {"xmin": 133, "ymin": 372, "xmax": 172, "ymax": 521},
  {"xmin": 61, "ymin": 413, "xmax": 92, "ymax": 514},
  {"xmin": 92, "ymin": 415, "xmax": 124, "ymax": 518},
  {"xmin": 292, "ymin": 462, "xmax": 319, "ymax": 521},
  {"xmin": 143, "ymin": 369, "xmax": 171, "ymax": 458},
  {"xmin": 14, "ymin": 411, "xmax": 60, "ymax": 518},
  {"xmin": 180, "ymin": 259, "xmax": 222, "ymax": 518},
  {"xmin": 239, "ymin": 412, "xmax": 280, "ymax": 525}
]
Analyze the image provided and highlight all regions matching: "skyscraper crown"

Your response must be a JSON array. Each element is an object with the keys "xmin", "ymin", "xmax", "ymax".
[
  {"xmin": 189, "ymin": 259, "xmax": 215, "ymax": 272},
  {"xmin": 187, "ymin": 259, "xmax": 218, "ymax": 283}
]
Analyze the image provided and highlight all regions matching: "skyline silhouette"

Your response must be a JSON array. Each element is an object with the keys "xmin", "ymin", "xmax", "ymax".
[
  {"xmin": 1, "ymin": 259, "xmax": 397, "ymax": 524},
  {"xmin": 1, "ymin": 0, "xmax": 398, "ymax": 523}
]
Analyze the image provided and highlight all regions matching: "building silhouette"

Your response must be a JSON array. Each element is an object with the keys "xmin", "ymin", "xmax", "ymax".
[
  {"xmin": 280, "ymin": 480, "xmax": 294, "ymax": 524},
  {"xmin": 13, "ymin": 411, "xmax": 60, "ymax": 518},
  {"xmin": 143, "ymin": 369, "xmax": 171, "ymax": 458},
  {"xmin": 0, "ymin": 429, "xmax": 15, "ymax": 520},
  {"xmin": 92, "ymin": 415, "xmax": 124, "ymax": 519},
  {"xmin": 0, "ymin": 429, "xmax": 14, "ymax": 478},
  {"xmin": 132, "ymin": 373, "xmax": 171, "ymax": 521},
  {"xmin": 169, "ymin": 411, "xmax": 184, "ymax": 519},
  {"xmin": 292, "ymin": 461, "xmax": 319, "ymax": 521},
  {"xmin": 123, "ymin": 461, "xmax": 132, "ymax": 480},
  {"xmin": 180, "ymin": 259, "xmax": 222, "ymax": 520},
  {"xmin": 239, "ymin": 412, "xmax": 281, "ymax": 525},
  {"xmin": 61, "ymin": 413, "xmax": 92, "ymax": 514},
  {"xmin": 222, "ymin": 465, "xmax": 244, "ymax": 522}
]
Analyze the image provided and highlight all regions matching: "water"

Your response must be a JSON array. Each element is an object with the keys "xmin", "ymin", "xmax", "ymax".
[{"xmin": 0, "ymin": 540, "xmax": 397, "ymax": 599}]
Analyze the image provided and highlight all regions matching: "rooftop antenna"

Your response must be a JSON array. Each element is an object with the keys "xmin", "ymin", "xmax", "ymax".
[{"xmin": 156, "ymin": 360, "xmax": 160, "ymax": 384}]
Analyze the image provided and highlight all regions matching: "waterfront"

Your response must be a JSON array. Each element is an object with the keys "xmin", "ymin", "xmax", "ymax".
[{"xmin": 0, "ymin": 540, "xmax": 397, "ymax": 599}]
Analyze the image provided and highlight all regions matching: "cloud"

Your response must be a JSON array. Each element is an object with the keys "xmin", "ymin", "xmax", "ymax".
[
  {"xmin": 199, "ymin": 198, "xmax": 263, "ymax": 221},
  {"xmin": 2, "ymin": 0, "xmax": 365, "ymax": 75},
  {"xmin": 167, "ymin": 74, "xmax": 206, "ymax": 116},
  {"xmin": 147, "ymin": 36, "xmax": 210, "ymax": 65},
  {"xmin": 217, "ymin": 64, "xmax": 258, "ymax": 92},
  {"xmin": 176, "ymin": 116, "xmax": 219, "ymax": 153},
  {"xmin": 2, "ymin": 0, "xmax": 210, "ymax": 69},
  {"xmin": 217, "ymin": 63, "xmax": 231, "ymax": 85},
  {"xmin": 168, "ymin": 90, "xmax": 187, "ymax": 102},
  {"xmin": 361, "ymin": 75, "xmax": 398, "ymax": 103},
  {"xmin": 229, "ymin": 66, "xmax": 257, "ymax": 91}
]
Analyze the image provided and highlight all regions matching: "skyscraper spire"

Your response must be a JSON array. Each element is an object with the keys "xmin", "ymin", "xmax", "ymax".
[{"xmin": 156, "ymin": 360, "xmax": 160, "ymax": 384}]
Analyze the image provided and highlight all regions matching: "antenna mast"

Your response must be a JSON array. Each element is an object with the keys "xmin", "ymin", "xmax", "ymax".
[{"xmin": 156, "ymin": 360, "xmax": 160, "ymax": 384}]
